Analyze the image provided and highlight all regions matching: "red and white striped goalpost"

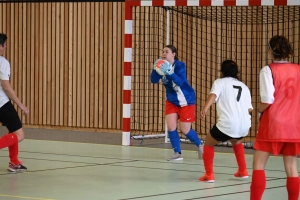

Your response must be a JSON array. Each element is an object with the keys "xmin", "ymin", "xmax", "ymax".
[{"xmin": 122, "ymin": 0, "xmax": 300, "ymax": 146}]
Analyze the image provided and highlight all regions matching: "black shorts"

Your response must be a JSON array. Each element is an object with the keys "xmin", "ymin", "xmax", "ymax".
[
  {"xmin": 0, "ymin": 101, "xmax": 22, "ymax": 133},
  {"xmin": 210, "ymin": 124, "xmax": 244, "ymax": 142}
]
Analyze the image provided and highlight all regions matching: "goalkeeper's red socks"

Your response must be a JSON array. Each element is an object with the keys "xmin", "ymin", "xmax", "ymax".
[
  {"xmin": 250, "ymin": 170, "xmax": 266, "ymax": 200},
  {"xmin": 286, "ymin": 177, "xmax": 300, "ymax": 200},
  {"xmin": 0, "ymin": 133, "xmax": 18, "ymax": 149}
]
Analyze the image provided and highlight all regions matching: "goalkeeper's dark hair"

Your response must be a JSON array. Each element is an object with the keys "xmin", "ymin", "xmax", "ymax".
[
  {"xmin": 221, "ymin": 60, "xmax": 239, "ymax": 80},
  {"xmin": 165, "ymin": 45, "xmax": 178, "ymax": 60},
  {"xmin": 0, "ymin": 33, "xmax": 7, "ymax": 47},
  {"xmin": 268, "ymin": 35, "xmax": 293, "ymax": 60}
]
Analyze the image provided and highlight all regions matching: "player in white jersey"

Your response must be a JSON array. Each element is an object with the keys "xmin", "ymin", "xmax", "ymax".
[
  {"xmin": 199, "ymin": 60, "xmax": 253, "ymax": 183},
  {"xmin": 0, "ymin": 33, "xmax": 29, "ymax": 172}
]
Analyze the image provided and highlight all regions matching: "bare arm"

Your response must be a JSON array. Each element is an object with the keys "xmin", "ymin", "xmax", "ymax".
[
  {"xmin": 200, "ymin": 93, "xmax": 217, "ymax": 119},
  {"xmin": 257, "ymin": 102, "xmax": 271, "ymax": 123},
  {"xmin": 258, "ymin": 102, "xmax": 270, "ymax": 113},
  {"xmin": 1, "ymin": 80, "xmax": 29, "ymax": 115}
]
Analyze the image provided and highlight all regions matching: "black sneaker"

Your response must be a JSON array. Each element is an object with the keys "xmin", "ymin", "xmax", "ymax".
[{"xmin": 7, "ymin": 162, "xmax": 27, "ymax": 173}]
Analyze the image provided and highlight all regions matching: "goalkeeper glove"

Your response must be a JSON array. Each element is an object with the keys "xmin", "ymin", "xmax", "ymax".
[
  {"xmin": 160, "ymin": 62, "xmax": 174, "ymax": 75},
  {"xmin": 153, "ymin": 58, "xmax": 162, "ymax": 70}
]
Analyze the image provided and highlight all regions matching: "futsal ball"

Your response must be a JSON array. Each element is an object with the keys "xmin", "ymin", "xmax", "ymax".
[{"xmin": 155, "ymin": 60, "xmax": 170, "ymax": 75}]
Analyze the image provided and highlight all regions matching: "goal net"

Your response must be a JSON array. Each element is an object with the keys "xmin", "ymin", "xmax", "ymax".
[{"xmin": 126, "ymin": 5, "xmax": 300, "ymax": 147}]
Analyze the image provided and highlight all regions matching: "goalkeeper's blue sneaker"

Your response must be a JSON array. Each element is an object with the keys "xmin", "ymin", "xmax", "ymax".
[{"xmin": 7, "ymin": 162, "xmax": 27, "ymax": 173}]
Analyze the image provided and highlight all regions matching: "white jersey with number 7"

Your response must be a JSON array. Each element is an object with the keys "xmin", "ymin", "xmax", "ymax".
[{"xmin": 210, "ymin": 77, "xmax": 253, "ymax": 138}]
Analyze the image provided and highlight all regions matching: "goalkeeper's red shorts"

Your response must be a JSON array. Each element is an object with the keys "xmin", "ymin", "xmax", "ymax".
[
  {"xmin": 165, "ymin": 100, "xmax": 195, "ymax": 122},
  {"xmin": 254, "ymin": 141, "xmax": 300, "ymax": 156}
]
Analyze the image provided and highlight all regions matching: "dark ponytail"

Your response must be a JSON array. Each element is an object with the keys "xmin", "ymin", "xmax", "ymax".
[{"xmin": 268, "ymin": 35, "xmax": 293, "ymax": 59}]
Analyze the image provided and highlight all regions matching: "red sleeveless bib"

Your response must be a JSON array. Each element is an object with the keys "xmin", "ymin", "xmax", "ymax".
[{"xmin": 257, "ymin": 63, "xmax": 300, "ymax": 142}]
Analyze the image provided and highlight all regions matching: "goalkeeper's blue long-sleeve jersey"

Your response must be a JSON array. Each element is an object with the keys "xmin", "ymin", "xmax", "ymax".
[{"xmin": 150, "ymin": 60, "xmax": 196, "ymax": 107}]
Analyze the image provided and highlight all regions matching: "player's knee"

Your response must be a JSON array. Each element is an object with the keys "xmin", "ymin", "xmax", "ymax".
[
  {"xmin": 14, "ymin": 130, "xmax": 25, "ymax": 142},
  {"xmin": 167, "ymin": 124, "xmax": 177, "ymax": 131},
  {"xmin": 18, "ymin": 135, "xmax": 24, "ymax": 142},
  {"xmin": 180, "ymin": 123, "xmax": 192, "ymax": 135},
  {"xmin": 14, "ymin": 134, "xmax": 24, "ymax": 142},
  {"xmin": 181, "ymin": 128, "xmax": 189, "ymax": 135}
]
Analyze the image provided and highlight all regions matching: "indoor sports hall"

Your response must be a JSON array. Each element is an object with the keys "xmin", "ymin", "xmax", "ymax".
[{"xmin": 0, "ymin": 0, "xmax": 299, "ymax": 200}]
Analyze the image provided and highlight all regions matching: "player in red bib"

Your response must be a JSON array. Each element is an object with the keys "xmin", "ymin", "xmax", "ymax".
[{"xmin": 250, "ymin": 35, "xmax": 300, "ymax": 200}]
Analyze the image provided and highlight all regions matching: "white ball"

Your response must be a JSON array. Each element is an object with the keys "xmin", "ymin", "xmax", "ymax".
[{"xmin": 155, "ymin": 60, "xmax": 170, "ymax": 76}]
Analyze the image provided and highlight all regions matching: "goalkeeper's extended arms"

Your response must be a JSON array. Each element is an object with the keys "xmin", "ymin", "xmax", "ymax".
[
  {"xmin": 150, "ymin": 70, "xmax": 162, "ymax": 83},
  {"xmin": 167, "ymin": 62, "xmax": 186, "ymax": 87}
]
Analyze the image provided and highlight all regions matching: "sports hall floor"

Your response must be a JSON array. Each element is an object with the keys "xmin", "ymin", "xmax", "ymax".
[{"xmin": 0, "ymin": 127, "xmax": 297, "ymax": 200}]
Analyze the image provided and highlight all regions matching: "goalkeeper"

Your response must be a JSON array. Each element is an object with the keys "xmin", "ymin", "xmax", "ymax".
[{"xmin": 150, "ymin": 45, "xmax": 202, "ymax": 161}]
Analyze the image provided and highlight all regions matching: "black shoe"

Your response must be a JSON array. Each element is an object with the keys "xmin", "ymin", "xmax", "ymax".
[{"xmin": 7, "ymin": 162, "xmax": 27, "ymax": 173}]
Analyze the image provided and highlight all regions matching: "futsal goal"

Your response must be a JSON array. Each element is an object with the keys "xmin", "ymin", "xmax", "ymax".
[{"xmin": 122, "ymin": 0, "xmax": 300, "ymax": 147}]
